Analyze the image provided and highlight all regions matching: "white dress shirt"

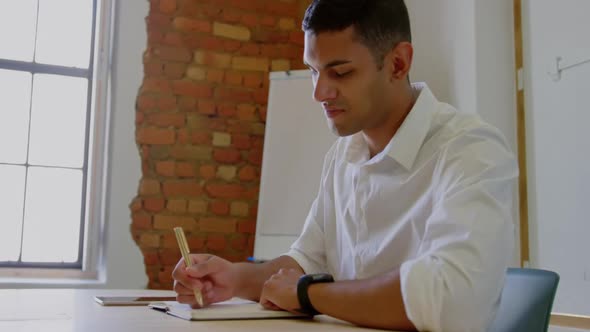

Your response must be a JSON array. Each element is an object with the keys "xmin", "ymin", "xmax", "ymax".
[{"xmin": 285, "ymin": 83, "xmax": 518, "ymax": 332}]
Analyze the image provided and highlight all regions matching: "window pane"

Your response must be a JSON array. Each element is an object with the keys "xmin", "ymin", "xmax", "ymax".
[
  {"xmin": 21, "ymin": 167, "xmax": 82, "ymax": 263},
  {"xmin": 28, "ymin": 74, "xmax": 88, "ymax": 168},
  {"xmin": 0, "ymin": 0, "xmax": 38, "ymax": 61},
  {"xmin": 0, "ymin": 69, "xmax": 32, "ymax": 164},
  {"xmin": 35, "ymin": 0, "xmax": 93, "ymax": 68},
  {"xmin": 0, "ymin": 165, "xmax": 26, "ymax": 262}
]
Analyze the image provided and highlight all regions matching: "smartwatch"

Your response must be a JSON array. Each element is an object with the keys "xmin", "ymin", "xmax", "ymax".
[{"xmin": 297, "ymin": 273, "xmax": 334, "ymax": 316}]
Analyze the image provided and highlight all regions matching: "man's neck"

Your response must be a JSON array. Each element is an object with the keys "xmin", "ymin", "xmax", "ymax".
[{"xmin": 363, "ymin": 85, "xmax": 418, "ymax": 158}]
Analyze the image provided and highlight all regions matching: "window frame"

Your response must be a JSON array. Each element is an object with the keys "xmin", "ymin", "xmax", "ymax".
[{"xmin": 0, "ymin": 0, "xmax": 115, "ymax": 284}]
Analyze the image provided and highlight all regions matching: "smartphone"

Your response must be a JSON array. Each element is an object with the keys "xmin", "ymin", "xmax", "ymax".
[{"xmin": 94, "ymin": 296, "xmax": 177, "ymax": 306}]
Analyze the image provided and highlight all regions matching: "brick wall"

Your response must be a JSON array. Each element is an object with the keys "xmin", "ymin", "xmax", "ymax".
[{"xmin": 130, "ymin": 0, "xmax": 310, "ymax": 289}]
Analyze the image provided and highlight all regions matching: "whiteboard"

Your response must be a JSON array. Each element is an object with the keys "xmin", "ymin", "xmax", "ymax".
[{"xmin": 254, "ymin": 70, "xmax": 336, "ymax": 260}]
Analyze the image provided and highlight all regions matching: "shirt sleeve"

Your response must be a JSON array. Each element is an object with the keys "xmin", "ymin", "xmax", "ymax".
[
  {"xmin": 400, "ymin": 125, "xmax": 519, "ymax": 332},
  {"xmin": 284, "ymin": 143, "xmax": 338, "ymax": 275}
]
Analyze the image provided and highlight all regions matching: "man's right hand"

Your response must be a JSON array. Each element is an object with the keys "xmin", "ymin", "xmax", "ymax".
[{"xmin": 172, "ymin": 254, "xmax": 237, "ymax": 308}]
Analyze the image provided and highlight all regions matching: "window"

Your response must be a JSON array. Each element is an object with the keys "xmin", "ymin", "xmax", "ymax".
[{"xmin": 0, "ymin": 0, "xmax": 112, "ymax": 278}]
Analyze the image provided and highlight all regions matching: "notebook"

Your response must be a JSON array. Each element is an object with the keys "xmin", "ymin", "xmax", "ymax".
[{"xmin": 148, "ymin": 298, "xmax": 309, "ymax": 321}]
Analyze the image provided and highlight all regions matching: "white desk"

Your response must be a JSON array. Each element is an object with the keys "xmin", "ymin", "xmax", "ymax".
[{"xmin": 0, "ymin": 289, "xmax": 389, "ymax": 332}]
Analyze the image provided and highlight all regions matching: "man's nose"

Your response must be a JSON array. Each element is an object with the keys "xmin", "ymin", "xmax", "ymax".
[{"xmin": 313, "ymin": 75, "xmax": 337, "ymax": 102}]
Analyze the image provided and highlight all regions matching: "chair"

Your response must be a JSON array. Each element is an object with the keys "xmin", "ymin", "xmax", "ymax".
[{"xmin": 488, "ymin": 268, "xmax": 560, "ymax": 332}]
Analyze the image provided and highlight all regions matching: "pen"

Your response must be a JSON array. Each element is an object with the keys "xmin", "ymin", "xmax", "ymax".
[{"xmin": 173, "ymin": 227, "xmax": 204, "ymax": 307}]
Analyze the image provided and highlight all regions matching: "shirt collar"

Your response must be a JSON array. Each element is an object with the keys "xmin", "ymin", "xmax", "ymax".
[{"xmin": 344, "ymin": 82, "xmax": 437, "ymax": 169}]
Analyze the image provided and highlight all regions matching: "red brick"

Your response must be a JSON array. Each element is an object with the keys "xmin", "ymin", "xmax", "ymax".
[
  {"xmin": 147, "ymin": 113, "xmax": 185, "ymax": 128},
  {"xmin": 167, "ymin": 199, "xmax": 187, "ymax": 213},
  {"xmin": 248, "ymin": 148, "xmax": 263, "ymax": 166},
  {"xmin": 177, "ymin": 128, "xmax": 190, "ymax": 144},
  {"xmin": 200, "ymin": 165, "xmax": 216, "ymax": 179},
  {"xmin": 208, "ymin": 118, "xmax": 227, "ymax": 131},
  {"xmin": 144, "ymin": 197, "xmax": 166, "ymax": 212},
  {"xmin": 153, "ymin": 46, "xmax": 192, "ymax": 63},
  {"xmin": 224, "ymin": 40, "xmax": 241, "ymax": 52},
  {"xmin": 213, "ymin": 149, "xmax": 241, "ymax": 164},
  {"xmin": 200, "ymin": 218, "xmax": 237, "ymax": 233},
  {"xmin": 216, "ymin": 87, "xmax": 252, "ymax": 103},
  {"xmin": 163, "ymin": 62, "xmax": 187, "ymax": 79},
  {"xmin": 162, "ymin": 233, "xmax": 180, "ymax": 249},
  {"xmin": 137, "ymin": 127, "xmax": 176, "ymax": 145},
  {"xmin": 139, "ymin": 178, "xmax": 161, "ymax": 195},
  {"xmin": 130, "ymin": 197, "xmax": 142, "ymax": 212},
  {"xmin": 222, "ymin": 9, "xmax": 241, "ymax": 23},
  {"xmin": 243, "ymin": 72, "xmax": 263, "ymax": 88},
  {"xmin": 289, "ymin": 31, "xmax": 305, "ymax": 46},
  {"xmin": 148, "ymin": 28, "xmax": 164, "ymax": 44},
  {"xmin": 206, "ymin": 234, "xmax": 227, "ymax": 251},
  {"xmin": 191, "ymin": 132, "xmax": 211, "ymax": 145},
  {"xmin": 241, "ymin": 13, "xmax": 259, "ymax": 28},
  {"xmin": 252, "ymin": 88, "xmax": 268, "ymax": 104},
  {"xmin": 227, "ymin": 122, "xmax": 251, "ymax": 134},
  {"xmin": 187, "ymin": 235, "xmax": 206, "ymax": 250},
  {"xmin": 260, "ymin": 16, "xmax": 277, "ymax": 27},
  {"xmin": 163, "ymin": 181, "xmax": 202, "ymax": 197},
  {"xmin": 232, "ymin": 134, "xmax": 252, "ymax": 150},
  {"xmin": 144, "ymin": 60, "xmax": 163, "ymax": 77},
  {"xmin": 236, "ymin": 104, "xmax": 257, "ymax": 121},
  {"xmin": 172, "ymin": 80, "xmax": 213, "ymax": 98},
  {"xmin": 210, "ymin": 201, "xmax": 230, "ymax": 216},
  {"xmin": 159, "ymin": 248, "xmax": 182, "ymax": 265},
  {"xmin": 158, "ymin": 265, "xmax": 175, "ymax": 284},
  {"xmin": 224, "ymin": 71, "xmax": 243, "ymax": 86},
  {"xmin": 205, "ymin": 184, "xmax": 248, "ymax": 199},
  {"xmin": 178, "ymin": 97, "xmax": 196, "ymax": 112},
  {"xmin": 146, "ymin": 12, "xmax": 173, "ymax": 29},
  {"xmin": 218, "ymin": 103, "xmax": 236, "ymax": 118},
  {"xmin": 231, "ymin": 235, "xmax": 247, "ymax": 251},
  {"xmin": 206, "ymin": 69, "xmax": 224, "ymax": 83},
  {"xmin": 155, "ymin": 161, "xmax": 175, "ymax": 177},
  {"xmin": 197, "ymin": 100, "xmax": 216, "ymax": 116},
  {"xmin": 238, "ymin": 220, "xmax": 256, "ymax": 234},
  {"xmin": 158, "ymin": 95, "xmax": 177, "ymax": 111},
  {"xmin": 163, "ymin": 32, "xmax": 184, "ymax": 47},
  {"xmin": 173, "ymin": 17, "xmax": 211, "ymax": 33},
  {"xmin": 200, "ymin": 36, "xmax": 225, "ymax": 51},
  {"xmin": 139, "ymin": 233, "xmax": 160, "ymax": 248},
  {"xmin": 141, "ymin": 78, "xmax": 172, "ymax": 94},
  {"xmin": 154, "ymin": 215, "xmax": 197, "ymax": 230},
  {"xmin": 176, "ymin": 162, "xmax": 196, "ymax": 177},
  {"xmin": 143, "ymin": 250, "xmax": 160, "ymax": 265},
  {"xmin": 259, "ymin": 106, "xmax": 267, "ymax": 122},
  {"xmin": 132, "ymin": 213, "xmax": 152, "ymax": 229},
  {"xmin": 137, "ymin": 95, "xmax": 156, "ymax": 111},
  {"xmin": 238, "ymin": 43, "xmax": 260, "ymax": 56},
  {"xmin": 238, "ymin": 165, "xmax": 257, "ymax": 181},
  {"xmin": 266, "ymin": 1, "xmax": 298, "ymax": 17},
  {"xmin": 159, "ymin": 0, "xmax": 176, "ymax": 14},
  {"xmin": 260, "ymin": 44, "xmax": 281, "ymax": 57}
]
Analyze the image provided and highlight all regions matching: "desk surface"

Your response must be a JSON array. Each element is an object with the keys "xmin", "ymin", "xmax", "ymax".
[{"xmin": 0, "ymin": 289, "xmax": 388, "ymax": 332}]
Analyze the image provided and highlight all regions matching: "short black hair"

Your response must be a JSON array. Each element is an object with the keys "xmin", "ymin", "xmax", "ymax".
[{"xmin": 302, "ymin": 0, "xmax": 412, "ymax": 68}]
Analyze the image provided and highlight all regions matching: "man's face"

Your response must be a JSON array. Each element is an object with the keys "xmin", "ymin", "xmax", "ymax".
[{"xmin": 304, "ymin": 27, "xmax": 392, "ymax": 137}]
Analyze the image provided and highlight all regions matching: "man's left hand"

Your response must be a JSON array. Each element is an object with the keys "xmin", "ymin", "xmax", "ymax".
[{"xmin": 259, "ymin": 268, "xmax": 303, "ymax": 313}]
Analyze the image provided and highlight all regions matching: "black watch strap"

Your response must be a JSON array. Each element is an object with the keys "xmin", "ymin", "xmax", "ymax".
[{"xmin": 297, "ymin": 273, "xmax": 334, "ymax": 316}]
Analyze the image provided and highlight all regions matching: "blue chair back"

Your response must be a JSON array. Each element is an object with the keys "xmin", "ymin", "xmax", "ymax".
[{"xmin": 488, "ymin": 268, "xmax": 559, "ymax": 332}]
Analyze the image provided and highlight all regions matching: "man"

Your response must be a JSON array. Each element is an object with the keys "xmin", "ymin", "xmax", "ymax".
[{"xmin": 172, "ymin": 1, "xmax": 518, "ymax": 331}]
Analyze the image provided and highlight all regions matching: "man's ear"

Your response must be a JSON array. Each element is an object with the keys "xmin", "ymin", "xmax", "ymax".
[{"xmin": 386, "ymin": 42, "xmax": 413, "ymax": 82}]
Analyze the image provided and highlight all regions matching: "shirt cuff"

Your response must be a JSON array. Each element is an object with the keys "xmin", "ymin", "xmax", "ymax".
[
  {"xmin": 400, "ymin": 258, "xmax": 435, "ymax": 332},
  {"xmin": 284, "ymin": 248, "xmax": 324, "ymax": 275}
]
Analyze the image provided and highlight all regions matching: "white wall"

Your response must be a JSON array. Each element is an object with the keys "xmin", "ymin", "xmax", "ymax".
[
  {"xmin": 523, "ymin": 0, "xmax": 590, "ymax": 316},
  {"xmin": 100, "ymin": 0, "xmax": 148, "ymax": 289}
]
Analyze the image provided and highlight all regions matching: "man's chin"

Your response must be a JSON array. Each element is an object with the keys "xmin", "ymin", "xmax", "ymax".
[{"xmin": 328, "ymin": 122, "xmax": 358, "ymax": 137}]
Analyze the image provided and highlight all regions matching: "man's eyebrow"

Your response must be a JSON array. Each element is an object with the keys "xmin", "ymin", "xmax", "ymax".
[{"xmin": 304, "ymin": 60, "xmax": 352, "ymax": 70}]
